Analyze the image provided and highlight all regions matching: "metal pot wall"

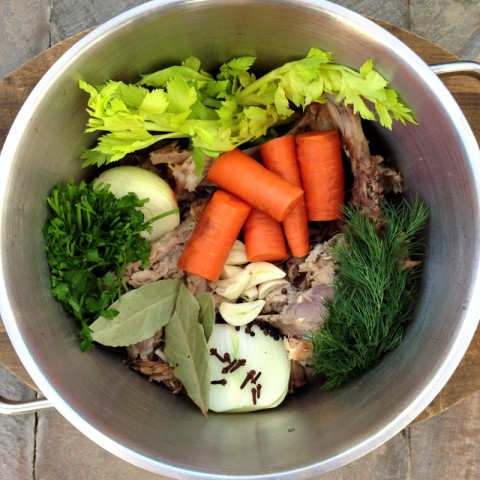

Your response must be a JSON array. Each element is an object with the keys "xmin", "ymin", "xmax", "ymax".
[{"xmin": 1, "ymin": 0, "xmax": 479, "ymax": 478}]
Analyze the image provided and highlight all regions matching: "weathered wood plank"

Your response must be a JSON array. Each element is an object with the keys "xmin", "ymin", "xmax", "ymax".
[
  {"xmin": 0, "ymin": 334, "xmax": 38, "ymax": 391},
  {"xmin": 409, "ymin": 390, "xmax": 480, "ymax": 478},
  {"xmin": 35, "ymin": 408, "xmax": 171, "ymax": 480},
  {"xmin": 0, "ymin": 366, "xmax": 36, "ymax": 480},
  {"xmin": 410, "ymin": 0, "xmax": 480, "ymax": 61},
  {"xmin": 0, "ymin": 30, "xmax": 90, "ymax": 146},
  {"xmin": 50, "ymin": 0, "xmax": 145, "ymax": 45},
  {"xmin": 320, "ymin": 433, "xmax": 410, "ymax": 479},
  {"xmin": 0, "ymin": 0, "xmax": 52, "ymax": 79},
  {"xmin": 337, "ymin": 0, "xmax": 410, "ymax": 28}
]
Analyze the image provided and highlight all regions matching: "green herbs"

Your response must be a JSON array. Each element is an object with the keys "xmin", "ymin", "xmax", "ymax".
[
  {"xmin": 91, "ymin": 280, "xmax": 214, "ymax": 417},
  {"xmin": 164, "ymin": 284, "xmax": 213, "ymax": 418},
  {"xmin": 93, "ymin": 166, "xmax": 180, "ymax": 242},
  {"xmin": 42, "ymin": 180, "xmax": 153, "ymax": 351},
  {"xmin": 90, "ymin": 279, "xmax": 182, "ymax": 347},
  {"xmin": 79, "ymin": 48, "xmax": 415, "ymax": 172},
  {"xmin": 309, "ymin": 199, "xmax": 429, "ymax": 389}
]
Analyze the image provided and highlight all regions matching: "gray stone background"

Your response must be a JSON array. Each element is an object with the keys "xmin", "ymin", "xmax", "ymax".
[{"xmin": 0, "ymin": 0, "xmax": 479, "ymax": 479}]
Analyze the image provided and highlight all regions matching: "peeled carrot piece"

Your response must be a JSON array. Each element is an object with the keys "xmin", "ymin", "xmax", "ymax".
[
  {"xmin": 260, "ymin": 135, "xmax": 310, "ymax": 257},
  {"xmin": 295, "ymin": 130, "xmax": 344, "ymax": 221},
  {"xmin": 260, "ymin": 135, "xmax": 302, "ymax": 185},
  {"xmin": 177, "ymin": 190, "xmax": 251, "ymax": 281},
  {"xmin": 244, "ymin": 208, "xmax": 288, "ymax": 262},
  {"xmin": 206, "ymin": 148, "xmax": 304, "ymax": 222}
]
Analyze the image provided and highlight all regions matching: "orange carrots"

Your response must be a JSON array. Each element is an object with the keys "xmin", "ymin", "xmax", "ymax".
[
  {"xmin": 180, "ymin": 132, "xmax": 345, "ymax": 280},
  {"xmin": 206, "ymin": 148, "xmax": 304, "ymax": 222},
  {"xmin": 295, "ymin": 130, "xmax": 344, "ymax": 221},
  {"xmin": 243, "ymin": 208, "xmax": 288, "ymax": 262},
  {"xmin": 177, "ymin": 190, "xmax": 251, "ymax": 281},
  {"xmin": 260, "ymin": 135, "xmax": 301, "ymax": 185},
  {"xmin": 260, "ymin": 135, "xmax": 310, "ymax": 257}
]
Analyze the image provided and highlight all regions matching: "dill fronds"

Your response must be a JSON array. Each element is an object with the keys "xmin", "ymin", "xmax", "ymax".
[{"xmin": 309, "ymin": 198, "xmax": 429, "ymax": 389}]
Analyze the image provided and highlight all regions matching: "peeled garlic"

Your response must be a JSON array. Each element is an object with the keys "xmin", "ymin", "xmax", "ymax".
[
  {"xmin": 241, "ymin": 286, "xmax": 259, "ymax": 302},
  {"xmin": 210, "ymin": 269, "xmax": 252, "ymax": 300},
  {"xmin": 220, "ymin": 264, "xmax": 243, "ymax": 279},
  {"xmin": 208, "ymin": 324, "xmax": 291, "ymax": 413},
  {"xmin": 219, "ymin": 299, "xmax": 265, "ymax": 326},
  {"xmin": 245, "ymin": 262, "xmax": 286, "ymax": 289},
  {"xmin": 225, "ymin": 240, "xmax": 248, "ymax": 266},
  {"xmin": 257, "ymin": 279, "xmax": 290, "ymax": 299}
]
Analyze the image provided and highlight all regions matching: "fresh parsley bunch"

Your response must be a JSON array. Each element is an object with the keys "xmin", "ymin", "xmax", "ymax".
[
  {"xmin": 79, "ymin": 48, "xmax": 416, "ymax": 174},
  {"xmin": 42, "ymin": 180, "xmax": 152, "ymax": 351}
]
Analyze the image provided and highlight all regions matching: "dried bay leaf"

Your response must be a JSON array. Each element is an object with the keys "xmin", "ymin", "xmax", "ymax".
[
  {"xmin": 164, "ymin": 283, "xmax": 210, "ymax": 417},
  {"xmin": 196, "ymin": 292, "xmax": 215, "ymax": 342},
  {"xmin": 90, "ymin": 279, "xmax": 182, "ymax": 347}
]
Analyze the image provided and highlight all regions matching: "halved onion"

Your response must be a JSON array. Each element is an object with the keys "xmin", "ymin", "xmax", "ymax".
[
  {"xmin": 207, "ymin": 323, "xmax": 290, "ymax": 412},
  {"xmin": 94, "ymin": 166, "xmax": 180, "ymax": 242}
]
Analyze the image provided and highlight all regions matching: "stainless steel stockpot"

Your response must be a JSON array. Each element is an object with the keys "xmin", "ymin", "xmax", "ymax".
[{"xmin": 1, "ymin": 0, "xmax": 479, "ymax": 478}]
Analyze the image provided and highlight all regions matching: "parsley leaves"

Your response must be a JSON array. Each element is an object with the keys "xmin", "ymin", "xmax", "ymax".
[{"xmin": 42, "ymin": 180, "xmax": 153, "ymax": 351}]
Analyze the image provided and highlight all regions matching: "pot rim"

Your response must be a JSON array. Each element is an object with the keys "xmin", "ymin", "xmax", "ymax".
[{"xmin": 1, "ymin": 0, "xmax": 479, "ymax": 478}]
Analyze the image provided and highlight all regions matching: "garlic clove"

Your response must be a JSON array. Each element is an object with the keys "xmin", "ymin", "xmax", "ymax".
[
  {"xmin": 257, "ymin": 279, "xmax": 290, "ymax": 299},
  {"xmin": 245, "ymin": 262, "xmax": 286, "ymax": 289},
  {"xmin": 240, "ymin": 285, "xmax": 259, "ymax": 302},
  {"xmin": 219, "ymin": 299, "xmax": 265, "ymax": 326},
  {"xmin": 225, "ymin": 240, "xmax": 248, "ymax": 266},
  {"xmin": 207, "ymin": 324, "xmax": 291, "ymax": 413},
  {"xmin": 220, "ymin": 264, "xmax": 243, "ymax": 279},
  {"xmin": 210, "ymin": 269, "xmax": 252, "ymax": 300}
]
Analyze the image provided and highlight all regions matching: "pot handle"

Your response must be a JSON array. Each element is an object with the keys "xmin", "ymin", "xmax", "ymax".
[
  {"xmin": 430, "ymin": 60, "xmax": 480, "ymax": 79},
  {"xmin": 0, "ymin": 395, "xmax": 53, "ymax": 415}
]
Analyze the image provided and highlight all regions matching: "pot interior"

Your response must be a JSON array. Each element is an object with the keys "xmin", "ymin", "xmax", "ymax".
[{"xmin": 1, "ymin": 0, "xmax": 479, "ymax": 478}]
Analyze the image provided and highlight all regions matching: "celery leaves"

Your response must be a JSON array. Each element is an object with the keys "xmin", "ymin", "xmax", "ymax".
[{"xmin": 80, "ymin": 48, "xmax": 416, "ymax": 171}]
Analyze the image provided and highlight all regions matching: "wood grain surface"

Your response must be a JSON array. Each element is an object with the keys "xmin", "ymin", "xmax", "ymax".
[{"xmin": 0, "ymin": 22, "xmax": 478, "ymax": 425}]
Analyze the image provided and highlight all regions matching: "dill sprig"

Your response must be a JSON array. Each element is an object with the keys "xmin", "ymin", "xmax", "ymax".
[{"xmin": 309, "ymin": 198, "xmax": 429, "ymax": 389}]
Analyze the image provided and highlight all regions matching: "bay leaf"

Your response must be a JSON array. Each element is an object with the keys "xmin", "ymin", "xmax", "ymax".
[
  {"xmin": 90, "ymin": 279, "xmax": 182, "ymax": 347},
  {"xmin": 196, "ymin": 292, "xmax": 215, "ymax": 342},
  {"xmin": 164, "ymin": 283, "xmax": 210, "ymax": 418}
]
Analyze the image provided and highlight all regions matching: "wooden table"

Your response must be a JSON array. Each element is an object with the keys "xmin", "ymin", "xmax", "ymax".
[{"xmin": 0, "ymin": 22, "xmax": 479, "ymax": 424}]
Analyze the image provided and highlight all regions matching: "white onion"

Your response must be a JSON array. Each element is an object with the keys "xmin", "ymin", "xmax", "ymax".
[
  {"xmin": 94, "ymin": 166, "xmax": 180, "ymax": 242},
  {"xmin": 218, "ymin": 299, "xmax": 265, "ymax": 326},
  {"xmin": 207, "ymin": 324, "xmax": 290, "ymax": 413}
]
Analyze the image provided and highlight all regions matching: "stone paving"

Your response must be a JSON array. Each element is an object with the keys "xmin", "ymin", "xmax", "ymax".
[{"xmin": 0, "ymin": 1, "xmax": 479, "ymax": 478}]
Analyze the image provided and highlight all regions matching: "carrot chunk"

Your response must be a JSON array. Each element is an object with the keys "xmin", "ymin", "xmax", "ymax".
[
  {"xmin": 295, "ymin": 130, "xmax": 344, "ymax": 221},
  {"xmin": 206, "ymin": 148, "xmax": 304, "ymax": 222},
  {"xmin": 177, "ymin": 190, "xmax": 251, "ymax": 281},
  {"xmin": 244, "ymin": 208, "xmax": 288, "ymax": 262},
  {"xmin": 260, "ymin": 135, "xmax": 309, "ymax": 257}
]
